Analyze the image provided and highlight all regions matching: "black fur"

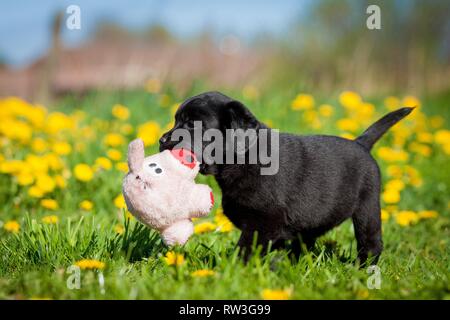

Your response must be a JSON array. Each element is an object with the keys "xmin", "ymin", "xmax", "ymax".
[{"xmin": 159, "ymin": 91, "xmax": 413, "ymax": 264}]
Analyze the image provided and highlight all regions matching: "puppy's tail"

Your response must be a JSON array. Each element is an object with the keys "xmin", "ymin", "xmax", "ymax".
[{"xmin": 356, "ymin": 107, "xmax": 415, "ymax": 150}]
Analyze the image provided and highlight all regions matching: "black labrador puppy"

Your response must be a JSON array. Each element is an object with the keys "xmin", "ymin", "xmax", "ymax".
[{"xmin": 159, "ymin": 91, "xmax": 413, "ymax": 264}]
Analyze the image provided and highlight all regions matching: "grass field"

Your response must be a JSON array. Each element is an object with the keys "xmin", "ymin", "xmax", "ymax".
[{"xmin": 0, "ymin": 85, "xmax": 449, "ymax": 299}]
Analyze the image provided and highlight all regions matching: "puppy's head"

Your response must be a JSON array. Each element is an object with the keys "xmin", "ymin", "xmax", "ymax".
[{"xmin": 159, "ymin": 91, "xmax": 261, "ymax": 175}]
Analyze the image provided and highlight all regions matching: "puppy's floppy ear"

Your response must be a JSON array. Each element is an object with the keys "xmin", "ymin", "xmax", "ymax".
[{"xmin": 223, "ymin": 100, "xmax": 260, "ymax": 131}]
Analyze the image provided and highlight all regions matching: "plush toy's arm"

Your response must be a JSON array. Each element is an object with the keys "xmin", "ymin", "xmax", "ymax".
[
  {"xmin": 128, "ymin": 138, "xmax": 145, "ymax": 174},
  {"xmin": 186, "ymin": 184, "xmax": 214, "ymax": 218}
]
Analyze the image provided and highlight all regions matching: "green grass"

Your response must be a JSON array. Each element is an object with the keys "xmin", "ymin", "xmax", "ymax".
[{"xmin": 0, "ymin": 88, "xmax": 449, "ymax": 299}]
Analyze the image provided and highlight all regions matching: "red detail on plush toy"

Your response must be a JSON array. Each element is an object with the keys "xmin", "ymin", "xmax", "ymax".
[
  {"xmin": 170, "ymin": 148, "xmax": 197, "ymax": 169},
  {"xmin": 210, "ymin": 192, "xmax": 214, "ymax": 206}
]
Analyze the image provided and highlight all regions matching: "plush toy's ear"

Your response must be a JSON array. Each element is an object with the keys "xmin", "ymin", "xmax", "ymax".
[{"xmin": 128, "ymin": 139, "xmax": 145, "ymax": 173}]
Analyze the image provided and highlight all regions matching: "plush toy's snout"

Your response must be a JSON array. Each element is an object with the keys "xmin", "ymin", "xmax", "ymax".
[{"xmin": 170, "ymin": 148, "xmax": 197, "ymax": 169}]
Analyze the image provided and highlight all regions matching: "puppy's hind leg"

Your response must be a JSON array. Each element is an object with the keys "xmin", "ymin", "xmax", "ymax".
[
  {"xmin": 352, "ymin": 194, "xmax": 383, "ymax": 266},
  {"xmin": 290, "ymin": 234, "xmax": 317, "ymax": 259}
]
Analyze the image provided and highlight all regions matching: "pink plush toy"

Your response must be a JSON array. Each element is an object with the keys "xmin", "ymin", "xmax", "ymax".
[{"xmin": 122, "ymin": 139, "xmax": 214, "ymax": 246}]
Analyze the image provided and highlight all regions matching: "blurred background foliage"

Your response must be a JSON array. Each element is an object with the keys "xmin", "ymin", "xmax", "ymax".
[
  {"xmin": 273, "ymin": 0, "xmax": 450, "ymax": 95},
  {"xmin": 0, "ymin": 0, "xmax": 449, "ymax": 102}
]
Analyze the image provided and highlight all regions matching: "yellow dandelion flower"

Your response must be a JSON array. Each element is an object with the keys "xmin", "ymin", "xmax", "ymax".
[
  {"xmin": 95, "ymin": 157, "xmax": 112, "ymax": 170},
  {"xmin": 381, "ymin": 209, "xmax": 390, "ymax": 222},
  {"xmin": 40, "ymin": 199, "xmax": 59, "ymax": 210},
  {"xmin": 28, "ymin": 185, "xmax": 45, "ymax": 198},
  {"xmin": 0, "ymin": 160, "xmax": 25, "ymax": 174},
  {"xmin": 75, "ymin": 259, "xmax": 105, "ymax": 270},
  {"xmin": 261, "ymin": 288, "xmax": 292, "ymax": 300},
  {"xmin": 35, "ymin": 174, "xmax": 56, "ymax": 193},
  {"xmin": 377, "ymin": 147, "xmax": 409, "ymax": 162},
  {"xmin": 114, "ymin": 224, "xmax": 124, "ymax": 235},
  {"xmin": 337, "ymin": 118, "xmax": 360, "ymax": 132},
  {"xmin": 3, "ymin": 220, "xmax": 20, "ymax": 233},
  {"xmin": 137, "ymin": 121, "xmax": 161, "ymax": 146},
  {"xmin": 112, "ymin": 104, "xmax": 130, "ymax": 120},
  {"xmin": 357, "ymin": 103, "xmax": 375, "ymax": 120},
  {"xmin": 402, "ymin": 95, "xmax": 421, "ymax": 108},
  {"xmin": 74, "ymin": 164, "xmax": 94, "ymax": 182},
  {"xmin": 45, "ymin": 112, "xmax": 74, "ymax": 135},
  {"xmin": 44, "ymin": 153, "xmax": 64, "ymax": 171},
  {"xmin": 214, "ymin": 208, "xmax": 234, "ymax": 232},
  {"xmin": 164, "ymin": 251, "xmax": 184, "ymax": 266},
  {"xmin": 194, "ymin": 222, "xmax": 217, "ymax": 234},
  {"xmin": 52, "ymin": 141, "xmax": 72, "ymax": 156},
  {"xmin": 434, "ymin": 129, "xmax": 450, "ymax": 145},
  {"xmin": 385, "ymin": 179, "xmax": 405, "ymax": 191},
  {"xmin": 386, "ymin": 165, "xmax": 403, "ymax": 178},
  {"xmin": 441, "ymin": 143, "xmax": 450, "ymax": 155},
  {"xmin": 356, "ymin": 289, "xmax": 370, "ymax": 299},
  {"xmin": 191, "ymin": 269, "xmax": 216, "ymax": 277},
  {"xmin": 79, "ymin": 200, "xmax": 93, "ymax": 211},
  {"xmin": 17, "ymin": 172, "xmax": 34, "ymax": 186},
  {"xmin": 107, "ymin": 149, "xmax": 122, "ymax": 161},
  {"xmin": 291, "ymin": 94, "xmax": 315, "ymax": 111},
  {"xmin": 41, "ymin": 215, "xmax": 59, "ymax": 224},
  {"xmin": 395, "ymin": 211, "xmax": 419, "ymax": 227},
  {"xmin": 340, "ymin": 132, "xmax": 356, "ymax": 140},
  {"xmin": 115, "ymin": 161, "xmax": 128, "ymax": 172},
  {"xmin": 103, "ymin": 133, "xmax": 125, "ymax": 147},
  {"xmin": 125, "ymin": 211, "xmax": 134, "ymax": 220},
  {"xmin": 409, "ymin": 142, "xmax": 432, "ymax": 157},
  {"xmin": 31, "ymin": 137, "xmax": 48, "ymax": 153},
  {"xmin": 418, "ymin": 210, "xmax": 438, "ymax": 219},
  {"xmin": 382, "ymin": 189, "xmax": 401, "ymax": 204},
  {"xmin": 26, "ymin": 154, "xmax": 49, "ymax": 174},
  {"xmin": 318, "ymin": 104, "xmax": 334, "ymax": 117},
  {"xmin": 385, "ymin": 205, "xmax": 398, "ymax": 213},
  {"xmin": 54, "ymin": 175, "xmax": 67, "ymax": 189},
  {"xmin": 114, "ymin": 194, "xmax": 126, "ymax": 209},
  {"xmin": 339, "ymin": 91, "xmax": 362, "ymax": 110},
  {"xmin": 416, "ymin": 132, "xmax": 433, "ymax": 144}
]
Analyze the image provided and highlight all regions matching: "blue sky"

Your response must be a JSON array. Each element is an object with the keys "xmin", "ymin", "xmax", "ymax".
[{"xmin": 0, "ymin": 0, "xmax": 307, "ymax": 68}]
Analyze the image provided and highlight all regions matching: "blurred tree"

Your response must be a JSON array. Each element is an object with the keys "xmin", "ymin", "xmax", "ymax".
[{"xmin": 270, "ymin": 0, "xmax": 450, "ymax": 95}]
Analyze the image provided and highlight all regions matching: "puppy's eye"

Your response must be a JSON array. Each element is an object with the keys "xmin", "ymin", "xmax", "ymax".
[
  {"xmin": 184, "ymin": 120, "xmax": 195, "ymax": 128},
  {"xmin": 155, "ymin": 168, "xmax": 162, "ymax": 174},
  {"xmin": 149, "ymin": 163, "xmax": 157, "ymax": 167}
]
